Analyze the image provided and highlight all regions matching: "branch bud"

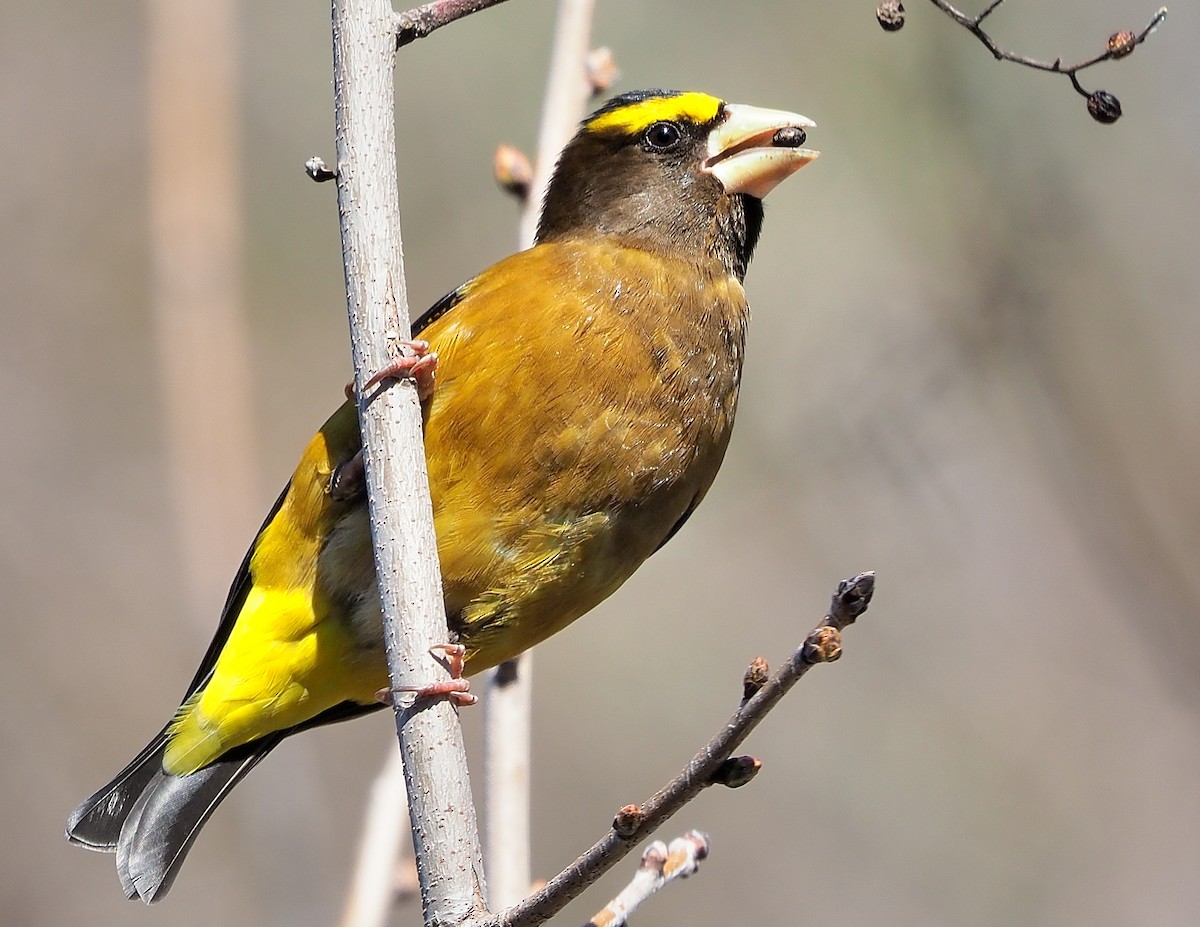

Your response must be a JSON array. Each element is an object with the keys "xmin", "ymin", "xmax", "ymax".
[
  {"xmin": 613, "ymin": 804, "xmax": 645, "ymax": 838},
  {"xmin": 586, "ymin": 47, "xmax": 620, "ymax": 96},
  {"xmin": 742, "ymin": 657, "xmax": 770, "ymax": 702},
  {"xmin": 1107, "ymin": 31, "xmax": 1136, "ymax": 59},
  {"xmin": 709, "ymin": 755, "xmax": 762, "ymax": 789},
  {"xmin": 304, "ymin": 156, "xmax": 337, "ymax": 183},
  {"xmin": 876, "ymin": 0, "xmax": 905, "ymax": 32},
  {"xmin": 493, "ymin": 144, "xmax": 533, "ymax": 201},
  {"xmin": 803, "ymin": 626, "xmax": 843, "ymax": 664}
]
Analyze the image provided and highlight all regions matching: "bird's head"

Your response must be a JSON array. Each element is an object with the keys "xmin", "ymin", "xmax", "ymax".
[{"xmin": 537, "ymin": 90, "xmax": 818, "ymax": 280}]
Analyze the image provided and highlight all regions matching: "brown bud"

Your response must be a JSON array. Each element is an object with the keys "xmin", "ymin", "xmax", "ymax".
[
  {"xmin": 493, "ymin": 144, "xmax": 533, "ymax": 200},
  {"xmin": 742, "ymin": 657, "xmax": 769, "ymax": 701},
  {"xmin": 803, "ymin": 626, "xmax": 843, "ymax": 664},
  {"xmin": 1087, "ymin": 90, "xmax": 1122, "ymax": 125},
  {"xmin": 709, "ymin": 755, "xmax": 762, "ymax": 789},
  {"xmin": 586, "ymin": 47, "xmax": 620, "ymax": 96},
  {"xmin": 876, "ymin": 0, "xmax": 905, "ymax": 32},
  {"xmin": 613, "ymin": 803, "xmax": 645, "ymax": 837},
  {"xmin": 829, "ymin": 571, "xmax": 875, "ymax": 628},
  {"xmin": 1107, "ymin": 31, "xmax": 1136, "ymax": 59}
]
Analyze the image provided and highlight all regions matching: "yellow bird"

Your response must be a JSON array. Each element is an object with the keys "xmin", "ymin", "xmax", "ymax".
[{"xmin": 67, "ymin": 89, "xmax": 818, "ymax": 901}]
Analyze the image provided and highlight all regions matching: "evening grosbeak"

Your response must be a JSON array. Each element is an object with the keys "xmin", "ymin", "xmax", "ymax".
[{"xmin": 67, "ymin": 89, "xmax": 818, "ymax": 901}]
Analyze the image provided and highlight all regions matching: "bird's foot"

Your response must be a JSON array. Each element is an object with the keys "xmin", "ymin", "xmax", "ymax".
[
  {"xmin": 375, "ymin": 644, "xmax": 477, "ymax": 708},
  {"xmin": 346, "ymin": 340, "xmax": 438, "ymax": 402}
]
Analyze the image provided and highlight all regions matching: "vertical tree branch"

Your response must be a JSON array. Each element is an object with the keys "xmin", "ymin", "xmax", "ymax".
[
  {"xmin": 515, "ymin": 0, "xmax": 597, "ymax": 248},
  {"xmin": 330, "ymin": 1, "xmax": 486, "ymax": 924},
  {"xmin": 338, "ymin": 747, "xmax": 412, "ymax": 927},
  {"xmin": 484, "ymin": 0, "xmax": 597, "ymax": 908},
  {"xmin": 482, "ymin": 656, "xmax": 533, "ymax": 909}
]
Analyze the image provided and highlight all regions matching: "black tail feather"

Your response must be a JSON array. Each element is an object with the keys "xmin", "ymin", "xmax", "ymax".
[
  {"xmin": 67, "ymin": 733, "xmax": 282, "ymax": 903},
  {"xmin": 65, "ymin": 727, "xmax": 172, "ymax": 852}
]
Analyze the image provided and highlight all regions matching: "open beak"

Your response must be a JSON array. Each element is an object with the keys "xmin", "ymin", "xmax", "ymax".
[{"xmin": 703, "ymin": 103, "xmax": 819, "ymax": 199}]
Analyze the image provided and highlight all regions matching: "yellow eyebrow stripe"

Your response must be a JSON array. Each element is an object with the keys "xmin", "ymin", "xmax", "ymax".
[{"xmin": 586, "ymin": 92, "xmax": 723, "ymax": 135}]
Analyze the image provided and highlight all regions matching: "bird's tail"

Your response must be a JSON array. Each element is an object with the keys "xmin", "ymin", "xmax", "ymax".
[{"xmin": 66, "ymin": 729, "xmax": 281, "ymax": 903}]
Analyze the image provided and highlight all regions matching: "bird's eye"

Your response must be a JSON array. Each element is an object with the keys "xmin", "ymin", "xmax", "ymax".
[{"xmin": 643, "ymin": 121, "xmax": 682, "ymax": 151}]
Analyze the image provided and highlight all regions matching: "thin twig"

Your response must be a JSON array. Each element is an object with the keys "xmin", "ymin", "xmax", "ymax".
[
  {"xmin": 926, "ymin": 1, "xmax": 1167, "ymax": 95},
  {"xmin": 486, "ymin": 573, "xmax": 877, "ymax": 927},
  {"xmin": 394, "ymin": 0, "xmax": 515, "ymax": 48},
  {"xmin": 584, "ymin": 832, "xmax": 711, "ymax": 927},
  {"xmin": 973, "ymin": 0, "xmax": 1004, "ymax": 27}
]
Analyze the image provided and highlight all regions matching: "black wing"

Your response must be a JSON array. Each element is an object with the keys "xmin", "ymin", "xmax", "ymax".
[{"xmin": 412, "ymin": 284, "xmax": 466, "ymax": 336}]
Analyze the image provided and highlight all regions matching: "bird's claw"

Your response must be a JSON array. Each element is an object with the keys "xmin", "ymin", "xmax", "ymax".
[
  {"xmin": 347, "ymin": 340, "xmax": 438, "ymax": 402},
  {"xmin": 375, "ymin": 644, "xmax": 476, "ymax": 707}
]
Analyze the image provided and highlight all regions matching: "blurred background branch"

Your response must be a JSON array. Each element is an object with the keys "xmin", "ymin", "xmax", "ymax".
[
  {"xmin": 147, "ymin": 0, "xmax": 259, "ymax": 635},
  {"xmin": 484, "ymin": 0, "xmax": 605, "ymax": 911},
  {"xmin": 876, "ymin": 1, "xmax": 1168, "ymax": 122}
]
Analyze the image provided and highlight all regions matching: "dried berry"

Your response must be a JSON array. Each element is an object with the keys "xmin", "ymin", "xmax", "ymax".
[
  {"xmin": 1087, "ymin": 90, "xmax": 1122, "ymax": 124},
  {"xmin": 876, "ymin": 0, "xmax": 905, "ymax": 32},
  {"xmin": 1107, "ymin": 31, "xmax": 1136, "ymax": 59}
]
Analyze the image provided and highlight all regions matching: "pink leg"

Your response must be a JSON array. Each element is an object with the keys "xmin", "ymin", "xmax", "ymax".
[
  {"xmin": 376, "ymin": 644, "xmax": 477, "ymax": 708},
  {"xmin": 359, "ymin": 340, "xmax": 438, "ymax": 401},
  {"xmin": 345, "ymin": 340, "xmax": 438, "ymax": 402},
  {"xmin": 332, "ymin": 341, "xmax": 437, "ymax": 499}
]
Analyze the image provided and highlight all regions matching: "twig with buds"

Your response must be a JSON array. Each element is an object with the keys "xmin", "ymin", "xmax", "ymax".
[
  {"xmin": 484, "ymin": 572, "xmax": 877, "ymax": 927},
  {"xmin": 875, "ymin": 1, "xmax": 1169, "ymax": 124},
  {"xmin": 584, "ymin": 832, "xmax": 711, "ymax": 927}
]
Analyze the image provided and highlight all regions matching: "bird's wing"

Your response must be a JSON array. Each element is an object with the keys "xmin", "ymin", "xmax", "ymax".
[
  {"xmin": 412, "ymin": 283, "xmax": 467, "ymax": 335},
  {"xmin": 175, "ymin": 281, "xmax": 470, "ymax": 705}
]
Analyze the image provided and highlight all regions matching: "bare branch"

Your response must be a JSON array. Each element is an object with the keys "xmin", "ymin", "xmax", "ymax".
[
  {"xmin": 394, "ymin": 0, "xmax": 515, "ymax": 48},
  {"xmin": 330, "ymin": 0, "xmax": 486, "ymax": 924},
  {"xmin": 487, "ymin": 573, "xmax": 877, "ymax": 927},
  {"xmin": 584, "ymin": 832, "xmax": 711, "ymax": 927},
  {"xmin": 880, "ymin": 2, "xmax": 1169, "ymax": 122},
  {"xmin": 924, "ymin": 1, "xmax": 1166, "ymax": 81}
]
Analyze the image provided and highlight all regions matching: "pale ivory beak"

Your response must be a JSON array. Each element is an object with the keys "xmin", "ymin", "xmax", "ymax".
[{"xmin": 704, "ymin": 103, "xmax": 819, "ymax": 199}]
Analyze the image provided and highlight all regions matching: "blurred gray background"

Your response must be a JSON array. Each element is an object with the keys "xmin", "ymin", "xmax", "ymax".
[{"xmin": 4, "ymin": 0, "xmax": 1198, "ymax": 924}]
